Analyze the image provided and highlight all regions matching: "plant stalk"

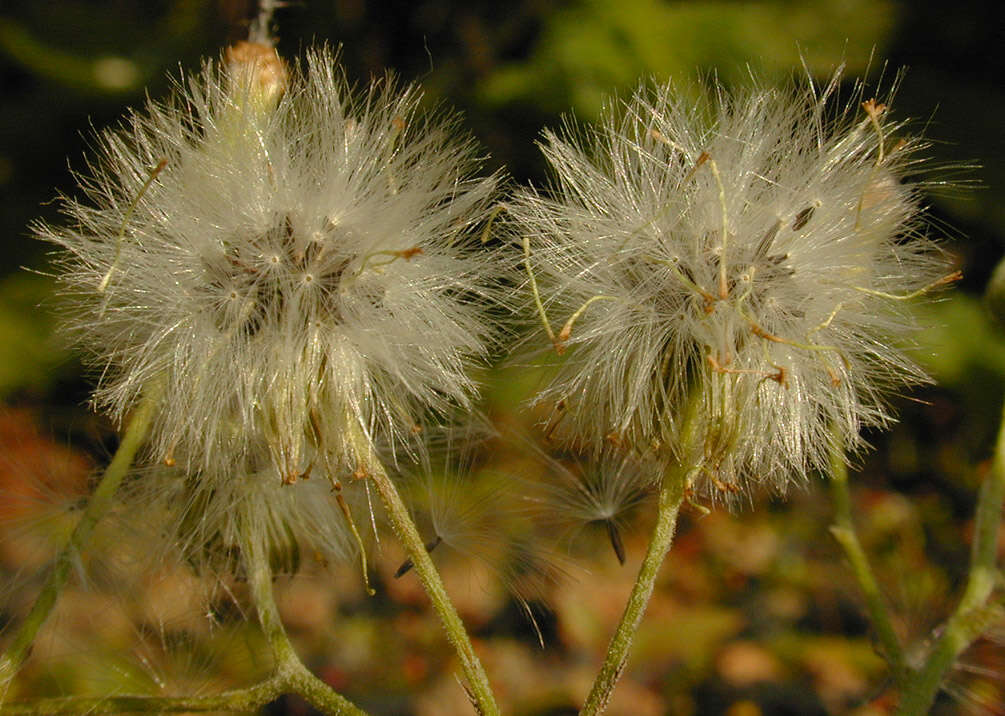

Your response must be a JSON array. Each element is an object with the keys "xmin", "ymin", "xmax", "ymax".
[
  {"xmin": 579, "ymin": 463, "xmax": 689, "ymax": 716},
  {"xmin": 242, "ymin": 526, "xmax": 368, "ymax": 716},
  {"xmin": 0, "ymin": 678, "xmax": 286, "ymax": 714},
  {"xmin": 0, "ymin": 464, "xmax": 370, "ymax": 716},
  {"xmin": 828, "ymin": 437, "xmax": 906, "ymax": 680},
  {"xmin": 362, "ymin": 444, "xmax": 499, "ymax": 716},
  {"xmin": 895, "ymin": 400, "xmax": 1005, "ymax": 715}
]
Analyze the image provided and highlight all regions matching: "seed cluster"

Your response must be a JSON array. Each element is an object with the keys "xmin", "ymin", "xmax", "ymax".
[
  {"xmin": 37, "ymin": 46, "xmax": 499, "ymax": 485},
  {"xmin": 511, "ymin": 76, "xmax": 953, "ymax": 497}
]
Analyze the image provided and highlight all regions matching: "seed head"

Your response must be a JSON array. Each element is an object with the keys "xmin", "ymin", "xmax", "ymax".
[
  {"xmin": 396, "ymin": 429, "xmax": 568, "ymax": 642},
  {"xmin": 37, "ymin": 45, "xmax": 501, "ymax": 482},
  {"xmin": 512, "ymin": 71, "xmax": 956, "ymax": 497}
]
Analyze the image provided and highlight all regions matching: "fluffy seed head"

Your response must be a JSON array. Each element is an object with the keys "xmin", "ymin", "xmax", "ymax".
[
  {"xmin": 37, "ymin": 45, "xmax": 500, "ymax": 482},
  {"xmin": 512, "ymin": 70, "xmax": 955, "ymax": 497},
  {"xmin": 398, "ymin": 431, "xmax": 568, "ymax": 641}
]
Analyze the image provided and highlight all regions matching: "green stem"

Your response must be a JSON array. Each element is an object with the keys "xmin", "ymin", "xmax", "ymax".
[
  {"xmin": 364, "ymin": 451, "xmax": 499, "ymax": 716},
  {"xmin": 0, "ymin": 383, "xmax": 162, "ymax": 697},
  {"xmin": 0, "ymin": 678, "xmax": 286, "ymax": 714},
  {"xmin": 896, "ymin": 401, "xmax": 1005, "ymax": 715},
  {"xmin": 828, "ymin": 439, "xmax": 906, "ymax": 680},
  {"xmin": 242, "ymin": 528, "xmax": 367, "ymax": 716},
  {"xmin": 579, "ymin": 464, "xmax": 689, "ymax": 716}
]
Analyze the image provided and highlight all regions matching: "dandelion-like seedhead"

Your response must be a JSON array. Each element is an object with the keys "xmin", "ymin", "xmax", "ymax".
[
  {"xmin": 37, "ymin": 44, "xmax": 501, "ymax": 483},
  {"xmin": 512, "ymin": 71, "xmax": 954, "ymax": 497}
]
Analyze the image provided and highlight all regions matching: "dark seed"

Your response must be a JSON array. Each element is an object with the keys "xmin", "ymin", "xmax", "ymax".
[
  {"xmin": 606, "ymin": 520, "xmax": 626, "ymax": 565},
  {"xmin": 754, "ymin": 220, "xmax": 782, "ymax": 261},
  {"xmin": 792, "ymin": 206, "xmax": 815, "ymax": 230},
  {"xmin": 394, "ymin": 535, "xmax": 443, "ymax": 578}
]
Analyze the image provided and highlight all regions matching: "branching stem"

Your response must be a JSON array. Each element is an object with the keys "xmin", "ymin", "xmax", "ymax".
[
  {"xmin": 895, "ymin": 400, "xmax": 1005, "ymax": 715},
  {"xmin": 242, "ymin": 528, "xmax": 367, "ymax": 716},
  {"xmin": 0, "ymin": 679, "xmax": 287, "ymax": 714},
  {"xmin": 0, "ymin": 480, "xmax": 369, "ymax": 715}
]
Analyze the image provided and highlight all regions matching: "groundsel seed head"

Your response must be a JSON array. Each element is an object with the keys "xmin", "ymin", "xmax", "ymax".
[
  {"xmin": 511, "ymin": 70, "xmax": 955, "ymax": 497},
  {"xmin": 36, "ymin": 44, "xmax": 501, "ymax": 482}
]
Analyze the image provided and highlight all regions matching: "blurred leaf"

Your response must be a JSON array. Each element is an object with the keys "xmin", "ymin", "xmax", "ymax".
[
  {"xmin": 0, "ymin": 17, "xmax": 144, "ymax": 94},
  {"xmin": 478, "ymin": 0, "xmax": 898, "ymax": 118},
  {"xmin": 0, "ymin": 273, "xmax": 67, "ymax": 397},
  {"xmin": 913, "ymin": 293, "xmax": 1005, "ymax": 388},
  {"xmin": 0, "ymin": 1, "xmax": 214, "ymax": 98}
]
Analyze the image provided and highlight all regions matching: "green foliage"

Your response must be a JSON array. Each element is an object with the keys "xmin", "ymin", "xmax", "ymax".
[
  {"xmin": 478, "ymin": 0, "xmax": 898, "ymax": 117},
  {"xmin": 0, "ymin": 274, "xmax": 67, "ymax": 398},
  {"xmin": 917, "ymin": 293, "xmax": 1005, "ymax": 388}
]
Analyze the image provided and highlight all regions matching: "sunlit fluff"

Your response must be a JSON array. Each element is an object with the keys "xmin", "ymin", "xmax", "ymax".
[
  {"xmin": 37, "ymin": 45, "xmax": 500, "ymax": 482},
  {"xmin": 512, "ymin": 71, "xmax": 954, "ymax": 497}
]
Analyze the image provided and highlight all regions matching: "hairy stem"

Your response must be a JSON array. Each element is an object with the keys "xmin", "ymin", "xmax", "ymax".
[
  {"xmin": 828, "ymin": 438, "xmax": 906, "ymax": 680},
  {"xmin": 247, "ymin": 0, "xmax": 280, "ymax": 45},
  {"xmin": 361, "ymin": 443, "xmax": 499, "ymax": 716},
  {"xmin": 1, "ymin": 382, "xmax": 162, "ymax": 699},
  {"xmin": 895, "ymin": 401, "xmax": 1005, "ymax": 715},
  {"xmin": 579, "ymin": 463, "xmax": 689, "ymax": 716},
  {"xmin": 242, "ymin": 526, "xmax": 368, "ymax": 716}
]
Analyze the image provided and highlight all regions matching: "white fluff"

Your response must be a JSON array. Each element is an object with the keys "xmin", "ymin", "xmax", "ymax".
[
  {"xmin": 511, "ymin": 71, "xmax": 953, "ymax": 498},
  {"xmin": 37, "ymin": 46, "xmax": 501, "ymax": 484}
]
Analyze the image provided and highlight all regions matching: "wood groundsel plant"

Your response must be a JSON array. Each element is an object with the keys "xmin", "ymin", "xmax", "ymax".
[{"xmin": 2, "ymin": 4, "xmax": 1002, "ymax": 716}]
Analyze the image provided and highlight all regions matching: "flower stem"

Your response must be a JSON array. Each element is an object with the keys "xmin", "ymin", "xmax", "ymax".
[
  {"xmin": 0, "ymin": 673, "xmax": 368, "ymax": 716},
  {"xmin": 579, "ymin": 463, "xmax": 689, "ymax": 716},
  {"xmin": 242, "ymin": 526, "xmax": 368, "ymax": 716},
  {"xmin": 364, "ymin": 451, "xmax": 499, "ymax": 716},
  {"xmin": 0, "ymin": 509, "xmax": 369, "ymax": 715},
  {"xmin": 0, "ymin": 382, "xmax": 162, "ymax": 699},
  {"xmin": 895, "ymin": 400, "xmax": 1005, "ymax": 715},
  {"xmin": 0, "ymin": 678, "xmax": 286, "ymax": 714},
  {"xmin": 828, "ymin": 438, "xmax": 906, "ymax": 681}
]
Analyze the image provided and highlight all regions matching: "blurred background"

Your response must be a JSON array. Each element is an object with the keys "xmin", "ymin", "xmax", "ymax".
[{"xmin": 2, "ymin": 1, "xmax": 1005, "ymax": 714}]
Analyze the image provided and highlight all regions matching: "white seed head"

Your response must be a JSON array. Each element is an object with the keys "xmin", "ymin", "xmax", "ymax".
[
  {"xmin": 511, "ymin": 71, "xmax": 955, "ymax": 497},
  {"xmin": 37, "ymin": 46, "xmax": 501, "ymax": 482}
]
